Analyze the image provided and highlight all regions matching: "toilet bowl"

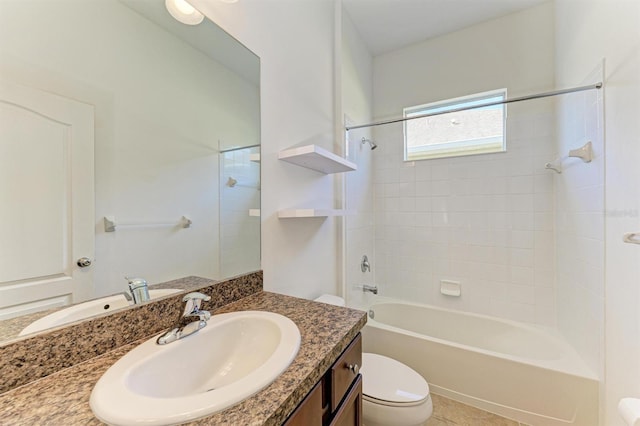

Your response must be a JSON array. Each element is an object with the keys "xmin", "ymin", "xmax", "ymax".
[
  {"xmin": 360, "ymin": 353, "xmax": 432, "ymax": 426},
  {"xmin": 313, "ymin": 294, "xmax": 433, "ymax": 426}
]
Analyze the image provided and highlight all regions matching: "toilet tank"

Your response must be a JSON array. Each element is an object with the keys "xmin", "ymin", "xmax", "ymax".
[{"xmin": 313, "ymin": 294, "xmax": 345, "ymax": 306}]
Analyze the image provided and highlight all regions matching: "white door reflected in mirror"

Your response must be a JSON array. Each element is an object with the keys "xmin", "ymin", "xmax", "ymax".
[{"xmin": 0, "ymin": 80, "xmax": 95, "ymax": 320}]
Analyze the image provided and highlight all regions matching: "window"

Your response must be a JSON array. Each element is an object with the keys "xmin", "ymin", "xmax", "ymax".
[{"xmin": 403, "ymin": 89, "xmax": 507, "ymax": 161}]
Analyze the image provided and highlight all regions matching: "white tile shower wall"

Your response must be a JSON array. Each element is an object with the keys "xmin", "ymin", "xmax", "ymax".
[
  {"xmin": 343, "ymin": 9, "xmax": 375, "ymax": 308},
  {"xmin": 372, "ymin": 101, "xmax": 557, "ymax": 325},
  {"xmin": 345, "ymin": 130, "xmax": 375, "ymax": 307},
  {"xmin": 220, "ymin": 147, "xmax": 261, "ymax": 277},
  {"xmin": 555, "ymin": 72, "xmax": 605, "ymax": 377},
  {"xmin": 370, "ymin": 2, "xmax": 557, "ymax": 326}
]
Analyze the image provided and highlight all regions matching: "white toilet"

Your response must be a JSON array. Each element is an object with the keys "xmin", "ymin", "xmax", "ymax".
[
  {"xmin": 314, "ymin": 295, "xmax": 433, "ymax": 426},
  {"xmin": 360, "ymin": 352, "xmax": 432, "ymax": 426}
]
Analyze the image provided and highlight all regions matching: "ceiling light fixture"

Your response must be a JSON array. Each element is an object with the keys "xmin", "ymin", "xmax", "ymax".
[{"xmin": 165, "ymin": 0, "xmax": 204, "ymax": 25}]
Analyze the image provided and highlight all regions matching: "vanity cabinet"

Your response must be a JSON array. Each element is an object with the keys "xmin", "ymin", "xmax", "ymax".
[{"xmin": 284, "ymin": 333, "xmax": 363, "ymax": 426}]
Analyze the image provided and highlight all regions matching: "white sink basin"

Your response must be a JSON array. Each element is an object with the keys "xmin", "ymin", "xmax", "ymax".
[
  {"xmin": 19, "ymin": 289, "xmax": 181, "ymax": 336},
  {"xmin": 90, "ymin": 310, "xmax": 301, "ymax": 426}
]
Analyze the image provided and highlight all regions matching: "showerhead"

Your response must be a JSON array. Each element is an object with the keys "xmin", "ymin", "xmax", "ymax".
[{"xmin": 361, "ymin": 137, "xmax": 377, "ymax": 150}]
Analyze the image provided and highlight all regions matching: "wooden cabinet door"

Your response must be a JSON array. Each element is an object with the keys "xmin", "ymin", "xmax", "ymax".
[
  {"xmin": 284, "ymin": 378, "xmax": 325, "ymax": 426},
  {"xmin": 285, "ymin": 334, "xmax": 363, "ymax": 426},
  {"xmin": 330, "ymin": 375, "xmax": 362, "ymax": 426},
  {"xmin": 331, "ymin": 334, "xmax": 362, "ymax": 412}
]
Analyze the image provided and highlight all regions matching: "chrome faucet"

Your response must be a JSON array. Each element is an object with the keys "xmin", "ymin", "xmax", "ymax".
[
  {"xmin": 157, "ymin": 292, "xmax": 211, "ymax": 345},
  {"xmin": 362, "ymin": 284, "xmax": 378, "ymax": 295},
  {"xmin": 125, "ymin": 277, "xmax": 150, "ymax": 304}
]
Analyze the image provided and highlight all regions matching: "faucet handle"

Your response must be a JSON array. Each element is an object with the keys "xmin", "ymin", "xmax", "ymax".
[
  {"xmin": 157, "ymin": 293, "xmax": 211, "ymax": 345},
  {"xmin": 361, "ymin": 255, "xmax": 371, "ymax": 273},
  {"xmin": 182, "ymin": 292, "xmax": 211, "ymax": 303},
  {"xmin": 182, "ymin": 292, "xmax": 211, "ymax": 319}
]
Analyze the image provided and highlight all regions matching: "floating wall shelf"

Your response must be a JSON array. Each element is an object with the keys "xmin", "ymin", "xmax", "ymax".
[
  {"xmin": 278, "ymin": 144, "xmax": 356, "ymax": 174},
  {"xmin": 249, "ymin": 153, "xmax": 260, "ymax": 163},
  {"xmin": 249, "ymin": 209, "xmax": 261, "ymax": 217},
  {"xmin": 278, "ymin": 209, "xmax": 350, "ymax": 219}
]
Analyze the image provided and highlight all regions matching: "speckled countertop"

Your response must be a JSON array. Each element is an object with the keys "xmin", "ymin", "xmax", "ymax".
[{"xmin": 0, "ymin": 291, "xmax": 367, "ymax": 426}]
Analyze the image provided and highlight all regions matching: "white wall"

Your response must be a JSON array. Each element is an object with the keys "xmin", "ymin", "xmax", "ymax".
[
  {"xmin": 192, "ymin": 0, "xmax": 342, "ymax": 297},
  {"xmin": 372, "ymin": 2, "xmax": 556, "ymax": 121},
  {"xmin": 0, "ymin": 0, "xmax": 259, "ymax": 298},
  {"xmin": 369, "ymin": 3, "xmax": 558, "ymax": 325},
  {"xmin": 555, "ymin": 0, "xmax": 640, "ymax": 424}
]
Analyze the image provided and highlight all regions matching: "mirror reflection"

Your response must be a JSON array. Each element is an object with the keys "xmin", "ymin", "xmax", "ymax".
[{"xmin": 0, "ymin": 0, "xmax": 260, "ymax": 342}]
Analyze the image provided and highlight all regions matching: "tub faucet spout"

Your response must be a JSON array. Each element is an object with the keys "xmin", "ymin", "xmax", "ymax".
[{"xmin": 363, "ymin": 284, "xmax": 378, "ymax": 295}]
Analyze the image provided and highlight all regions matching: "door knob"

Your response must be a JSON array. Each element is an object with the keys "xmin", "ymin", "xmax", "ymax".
[{"xmin": 77, "ymin": 257, "xmax": 92, "ymax": 268}]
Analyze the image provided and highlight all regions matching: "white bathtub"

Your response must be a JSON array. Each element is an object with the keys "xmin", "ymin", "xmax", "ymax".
[{"xmin": 361, "ymin": 299, "xmax": 599, "ymax": 425}]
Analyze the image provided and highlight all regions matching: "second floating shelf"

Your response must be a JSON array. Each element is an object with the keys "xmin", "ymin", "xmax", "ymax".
[{"xmin": 278, "ymin": 144, "xmax": 357, "ymax": 174}]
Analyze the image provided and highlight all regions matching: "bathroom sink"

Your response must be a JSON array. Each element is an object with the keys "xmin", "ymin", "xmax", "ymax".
[
  {"xmin": 90, "ymin": 310, "xmax": 301, "ymax": 426},
  {"xmin": 19, "ymin": 289, "xmax": 181, "ymax": 336}
]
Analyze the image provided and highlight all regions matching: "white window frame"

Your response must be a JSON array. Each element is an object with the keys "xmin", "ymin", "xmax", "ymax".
[{"xmin": 403, "ymin": 89, "xmax": 507, "ymax": 161}]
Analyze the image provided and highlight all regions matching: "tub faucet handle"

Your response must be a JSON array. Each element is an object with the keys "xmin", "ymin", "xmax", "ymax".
[{"xmin": 361, "ymin": 255, "xmax": 371, "ymax": 273}]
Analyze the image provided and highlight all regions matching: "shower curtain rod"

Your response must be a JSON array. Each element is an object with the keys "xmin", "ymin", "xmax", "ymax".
[{"xmin": 345, "ymin": 82, "xmax": 603, "ymax": 131}]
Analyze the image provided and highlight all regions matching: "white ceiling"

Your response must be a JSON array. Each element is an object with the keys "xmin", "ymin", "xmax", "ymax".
[{"xmin": 342, "ymin": 0, "xmax": 549, "ymax": 56}]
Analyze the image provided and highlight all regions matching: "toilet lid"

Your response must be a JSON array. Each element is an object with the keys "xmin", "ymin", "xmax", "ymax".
[{"xmin": 360, "ymin": 353, "xmax": 430, "ymax": 404}]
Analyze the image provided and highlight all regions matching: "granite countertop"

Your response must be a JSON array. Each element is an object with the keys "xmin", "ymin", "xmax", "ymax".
[{"xmin": 0, "ymin": 291, "xmax": 367, "ymax": 426}]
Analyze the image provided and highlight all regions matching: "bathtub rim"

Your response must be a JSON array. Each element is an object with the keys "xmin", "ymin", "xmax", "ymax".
[{"xmin": 359, "ymin": 296, "xmax": 597, "ymax": 381}]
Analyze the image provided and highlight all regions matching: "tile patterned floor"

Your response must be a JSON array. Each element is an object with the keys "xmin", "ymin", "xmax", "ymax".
[{"xmin": 426, "ymin": 394, "xmax": 525, "ymax": 426}]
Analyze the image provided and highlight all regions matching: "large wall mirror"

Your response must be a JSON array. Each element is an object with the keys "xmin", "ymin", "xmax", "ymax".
[{"xmin": 0, "ymin": 0, "xmax": 260, "ymax": 343}]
